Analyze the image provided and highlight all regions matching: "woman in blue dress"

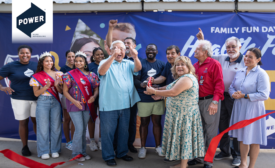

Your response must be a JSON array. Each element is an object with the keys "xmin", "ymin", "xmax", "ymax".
[{"xmin": 229, "ymin": 48, "xmax": 270, "ymax": 168}]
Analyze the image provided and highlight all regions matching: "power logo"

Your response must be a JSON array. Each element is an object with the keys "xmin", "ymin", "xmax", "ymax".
[
  {"xmin": 17, "ymin": 3, "xmax": 45, "ymax": 37},
  {"xmin": 12, "ymin": 0, "xmax": 53, "ymax": 43}
]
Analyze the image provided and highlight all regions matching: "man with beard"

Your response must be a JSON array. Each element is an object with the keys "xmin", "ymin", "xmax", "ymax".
[
  {"xmin": 196, "ymin": 29, "xmax": 244, "ymax": 167},
  {"xmin": 150, "ymin": 45, "xmax": 181, "ymax": 89},
  {"xmin": 188, "ymin": 40, "xmax": 224, "ymax": 168},
  {"xmin": 135, "ymin": 44, "xmax": 165, "ymax": 159}
]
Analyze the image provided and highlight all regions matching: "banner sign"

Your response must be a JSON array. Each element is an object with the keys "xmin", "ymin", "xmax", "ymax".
[{"xmin": 0, "ymin": 12, "xmax": 275, "ymax": 148}]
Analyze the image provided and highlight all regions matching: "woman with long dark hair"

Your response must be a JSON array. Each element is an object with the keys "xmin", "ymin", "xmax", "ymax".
[
  {"xmin": 87, "ymin": 47, "xmax": 105, "ymax": 151},
  {"xmin": 229, "ymin": 48, "xmax": 270, "ymax": 168},
  {"xmin": 0, "ymin": 45, "xmax": 37, "ymax": 156},
  {"xmin": 60, "ymin": 50, "xmax": 75, "ymax": 150},
  {"xmin": 30, "ymin": 52, "xmax": 63, "ymax": 159},
  {"xmin": 63, "ymin": 51, "xmax": 99, "ymax": 161}
]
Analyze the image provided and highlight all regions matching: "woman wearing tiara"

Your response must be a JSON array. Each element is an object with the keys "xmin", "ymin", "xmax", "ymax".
[
  {"xmin": 30, "ymin": 52, "xmax": 63, "ymax": 159},
  {"xmin": 63, "ymin": 51, "xmax": 99, "ymax": 161}
]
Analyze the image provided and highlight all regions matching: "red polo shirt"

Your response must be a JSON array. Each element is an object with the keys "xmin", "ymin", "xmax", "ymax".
[{"xmin": 194, "ymin": 57, "xmax": 224, "ymax": 101}]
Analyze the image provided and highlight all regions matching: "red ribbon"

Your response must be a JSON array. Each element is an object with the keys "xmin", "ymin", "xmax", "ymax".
[
  {"xmin": 0, "ymin": 149, "xmax": 83, "ymax": 168},
  {"xmin": 204, "ymin": 111, "xmax": 275, "ymax": 163}
]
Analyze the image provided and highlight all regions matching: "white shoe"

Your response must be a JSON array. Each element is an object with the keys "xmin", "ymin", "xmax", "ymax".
[
  {"xmin": 89, "ymin": 140, "xmax": 98, "ymax": 151},
  {"xmin": 76, "ymin": 157, "xmax": 85, "ymax": 162},
  {"xmin": 156, "ymin": 146, "xmax": 165, "ymax": 157},
  {"xmin": 41, "ymin": 154, "xmax": 50, "ymax": 160},
  {"xmin": 98, "ymin": 141, "xmax": 102, "ymax": 150},
  {"xmin": 85, "ymin": 155, "xmax": 91, "ymax": 160},
  {"xmin": 52, "ymin": 152, "xmax": 59, "ymax": 158},
  {"xmin": 138, "ymin": 147, "xmax": 147, "ymax": 159}
]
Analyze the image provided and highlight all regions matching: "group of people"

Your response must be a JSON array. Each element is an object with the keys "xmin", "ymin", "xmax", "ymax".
[{"xmin": 0, "ymin": 26, "xmax": 270, "ymax": 168}]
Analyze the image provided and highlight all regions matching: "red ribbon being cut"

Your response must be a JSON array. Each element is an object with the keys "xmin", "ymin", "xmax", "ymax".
[
  {"xmin": 0, "ymin": 149, "xmax": 83, "ymax": 168},
  {"xmin": 204, "ymin": 111, "xmax": 275, "ymax": 163}
]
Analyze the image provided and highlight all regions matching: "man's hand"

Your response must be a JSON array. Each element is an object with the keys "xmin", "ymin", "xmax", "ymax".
[
  {"xmin": 140, "ymin": 82, "xmax": 147, "ymax": 88},
  {"xmin": 146, "ymin": 76, "xmax": 154, "ymax": 84},
  {"xmin": 109, "ymin": 20, "xmax": 118, "ymax": 29},
  {"xmin": 111, "ymin": 46, "xmax": 120, "ymax": 59},
  {"xmin": 207, "ymin": 102, "xmax": 218, "ymax": 115},
  {"xmin": 129, "ymin": 45, "xmax": 138, "ymax": 59},
  {"xmin": 1, "ymin": 87, "xmax": 15, "ymax": 95},
  {"xmin": 196, "ymin": 28, "xmax": 204, "ymax": 40}
]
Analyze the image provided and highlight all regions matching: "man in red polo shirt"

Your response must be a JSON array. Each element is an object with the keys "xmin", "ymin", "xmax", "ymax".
[{"xmin": 188, "ymin": 40, "xmax": 224, "ymax": 168}]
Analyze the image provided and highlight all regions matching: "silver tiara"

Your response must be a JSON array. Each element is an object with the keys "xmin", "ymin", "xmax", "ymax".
[
  {"xmin": 75, "ymin": 51, "xmax": 87, "ymax": 58},
  {"xmin": 40, "ymin": 52, "xmax": 52, "ymax": 59}
]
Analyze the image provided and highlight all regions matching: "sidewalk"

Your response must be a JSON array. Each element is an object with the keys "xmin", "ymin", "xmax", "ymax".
[{"xmin": 0, "ymin": 138, "xmax": 274, "ymax": 168}]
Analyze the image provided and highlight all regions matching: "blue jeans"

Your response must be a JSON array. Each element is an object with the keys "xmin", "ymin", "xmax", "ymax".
[
  {"xmin": 100, "ymin": 108, "xmax": 130, "ymax": 161},
  {"xmin": 36, "ymin": 95, "xmax": 62, "ymax": 157},
  {"xmin": 69, "ymin": 111, "xmax": 90, "ymax": 157}
]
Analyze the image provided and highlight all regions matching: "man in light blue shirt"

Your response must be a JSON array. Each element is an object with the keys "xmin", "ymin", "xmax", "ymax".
[{"xmin": 98, "ymin": 40, "xmax": 141, "ymax": 166}]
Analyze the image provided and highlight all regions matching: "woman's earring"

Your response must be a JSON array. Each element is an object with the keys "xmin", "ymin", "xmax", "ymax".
[{"xmin": 85, "ymin": 65, "xmax": 87, "ymax": 68}]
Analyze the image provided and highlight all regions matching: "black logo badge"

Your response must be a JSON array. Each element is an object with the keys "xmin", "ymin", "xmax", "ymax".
[{"xmin": 16, "ymin": 3, "xmax": 46, "ymax": 37}]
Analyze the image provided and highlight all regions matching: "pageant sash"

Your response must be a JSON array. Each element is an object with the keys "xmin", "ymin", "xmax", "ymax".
[
  {"xmin": 68, "ymin": 69, "xmax": 96, "ymax": 121},
  {"xmin": 32, "ymin": 71, "xmax": 61, "ymax": 104},
  {"xmin": 204, "ymin": 111, "xmax": 275, "ymax": 163}
]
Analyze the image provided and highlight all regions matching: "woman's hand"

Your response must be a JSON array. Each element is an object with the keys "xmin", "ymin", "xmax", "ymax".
[
  {"xmin": 144, "ymin": 86, "xmax": 155, "ymax": 95},
  {"xmin": 1, "ymin": 87, "xmax": 15, "ymax": 95},
  {"xmin": 54, "ymin": 74, "xmax": 62, "ymax": 87},
  {"xmin": 73, "ymin": 100, "xmax": 83, "ymax": 110},
  {"xmin": 45, "ymin": 79, "xmax": 51, "ymax": 89},
  {"xmin": 88, "ymin": 96, "xmax": 95, "ymax": 104},
  {"xmin": 232, "ymin": 91, "xmax": 244, "ymax": 99}
]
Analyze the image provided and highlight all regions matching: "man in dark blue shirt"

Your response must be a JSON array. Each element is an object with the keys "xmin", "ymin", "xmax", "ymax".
[
  {"xmin": 123, "ymin": 37, "xmax": 140, "ymax": 153},
  {"xmin": 135, "ymin": 44, "xmax": 165, "ymax": 159},
  {"xmin": 150, "ymin": 45, "xmax": 181, "ymax": 89}
]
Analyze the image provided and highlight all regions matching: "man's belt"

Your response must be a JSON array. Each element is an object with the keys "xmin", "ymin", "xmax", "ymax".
[{"xmin": 199, "ymin": 95, "xmax": 213, "ymax": 100}]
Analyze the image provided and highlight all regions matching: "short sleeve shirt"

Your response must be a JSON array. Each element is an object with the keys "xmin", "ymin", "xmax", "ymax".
[
  {"xmin": 63, "ymin": 72, "xmax": 99, "ymax": 112},
  {"xmin": 0, "ymin": 61, "xmax": 38, "ymax": 100},
  {"xmin": 137, "ymin": 59, "xmax": 165, "ymax": 102},
  {"xmin": 98, "ymin": 57, "xmax": 140, "ymax": 111},
  {"xmin": 29, "ymin": 71, "xmax": 63, "ymax": 96}
]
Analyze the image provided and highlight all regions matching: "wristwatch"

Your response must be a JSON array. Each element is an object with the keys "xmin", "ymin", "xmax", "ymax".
[
  {"xmin": 244, "ymin": 94, "xmax": 248, "ymax": 99},
  {"xmin": 212, "ymin": 100, "xmax": 218, "ymax": 104}
]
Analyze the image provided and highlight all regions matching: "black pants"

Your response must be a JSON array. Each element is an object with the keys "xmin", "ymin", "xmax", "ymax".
[
  {"xmin": 219, "ymin": 92, "xmax": 240, "ymax": 158},
  {"xmin": 128, "ymin": 103, "xmax": 137, "ymax": 147}
]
